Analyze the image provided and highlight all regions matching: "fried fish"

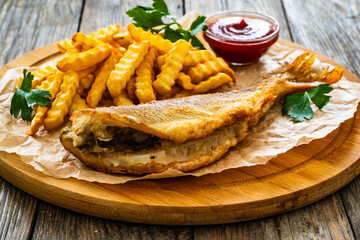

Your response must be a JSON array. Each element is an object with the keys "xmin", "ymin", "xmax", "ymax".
[{"xmin": 60, "ymin": 53, "xmax": 345, "ymax": 175}]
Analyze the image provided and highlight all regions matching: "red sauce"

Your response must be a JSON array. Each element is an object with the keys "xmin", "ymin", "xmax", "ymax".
[{"xmin": 204, "ymin": 16, "xmax": 279, "ymax": 65}]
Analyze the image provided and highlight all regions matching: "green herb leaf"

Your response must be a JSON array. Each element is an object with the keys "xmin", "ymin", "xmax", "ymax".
[
  {"xmin": 282, "ymin": 84, "xmax": 334, "ymax": 122},
  {"xmin": 152, "ymin": 0, "xmax": 169, "ymax": 15},
  {"xmin": 190, "ymin": 16, "xmax": 208, "ymax": 36},
  {"xmin": 126, "ymin": 0, "xmax": 208, "ymax": 49},
  {"xmin": 190, "ymin": 35, "xmax": 206, "ymax": 49},
  {"xmin": 164, "ymin": 28, "xmax": 184, "ymax": 42},
  {"xmin": 307, "ymin": 83, "xmax": 333, "ymax": 109},
  {"xmin": 10, "ymin": 69, "xmax": 52, "ymax": 122}
]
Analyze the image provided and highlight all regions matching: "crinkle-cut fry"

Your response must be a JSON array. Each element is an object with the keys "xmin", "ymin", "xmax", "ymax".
[
  {"xmin": 69, "ymin": 94, "xmax": 88, "ymax": 116},
  {"xmin": 173, "ymin": 89, "xmax": 193, "ymax": 98},
  {"xmin": 43, "ymin": 71, "xmax": 80, "ymax": 131},
  {"xmin": 183, "ymin": 50, "xmax": 216, "ymax": 69},
  {"xmin": 187, "ymin": 57, "xmax": 234, "ymax": 84},
  {"xmin": 86, "ymin": 51, "xmax": 121, "ymax": 108},
  {"xmin": 26, "ymin": 71, "xmax": 65, "ymax": 136},
  {"xmin": 17, "ymin": 66, "xmax": 57, "ymax": 88},
  {"xmin": 135, "ymin": 47, "xmax": 158, "ymax": 103},
  {"xmin": 126, "ymin": 76, "xmax": 138, "ymax": 103},
  {"xmin": 193, "ymin": 73, "xmax": 233, "ymax": 94},
  {"xmin": 89, "ymin": 24, "xmax": 120, "ymax": 44},
  {"xmin": 153, "ymin": 40, "xmax": 192, "ymax": 95},
  {"xmin": 113, "ymin": 90, "xmax": 133, "ymax": 106},
  {"xmin": 156, "ymin": 54, "xmax": 167, "ymax": 69},
  {"xmin": 76, "ymin": 65, "xmax": 98, "ymax": 79},
  {"xmin": 107, "ymin": 41, "xmax": 149, "ymax": 98},
  {"xmin": 57, "ymin": 39, "xmax": 73, "ymax": 54},
  {"xmin": 72, "ymin": 32, "xmax": 103, "ymax": 48},
  {"xmin": 158, "ymin": 85, "xmax": 182, "ymax": 100},
  {"xmin": 323, "ymin": 66, "xmax": 345, "ymax": 84},
  {"xmin": 127, "ymin": 24, "xmax": 173, "ymax": 54},
  {"xmin": 175, "ymin": 72, "xmax": 195, "ymax": 90},
  {"xmin": 113, "ymin": 32, "xmax": 134, "ymax": 49},
  {"xmin": 56, "ymin": 43, "xmax": 111, "ymax": 72},
  {"xmin": 77, "ymin": 74, "xmax": 94, "ymax": 95}
]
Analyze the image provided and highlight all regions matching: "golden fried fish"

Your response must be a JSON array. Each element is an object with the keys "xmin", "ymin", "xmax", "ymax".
[{"xmin": 60, "ymin": 53, "xmax": 344, "ymax": 175}]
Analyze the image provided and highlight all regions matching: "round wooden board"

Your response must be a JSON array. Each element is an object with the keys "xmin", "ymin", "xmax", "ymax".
[{"xmin": 0, "ymin": 40, "xmax": 360, "ymax": 225}]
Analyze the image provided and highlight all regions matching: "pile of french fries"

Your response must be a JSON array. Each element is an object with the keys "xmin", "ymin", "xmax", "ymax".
[{"xmin": 20, "ymin": 24, "xmax": 235, "ymax": 136}]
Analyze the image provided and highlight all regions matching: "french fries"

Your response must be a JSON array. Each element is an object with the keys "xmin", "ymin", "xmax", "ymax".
[
  {"xmin": 135, "ymin": 47, "xmax": 157, "ymax": 103},
  {"xmin": 43, "ymin": 71, "xmax": 80, "ymax": 131},
  {"xmin": 25, "ymin": 23, "xmax": 235, "ymax": 135},
  {"xmin": 57, "ymin": 43, "xmax": 111, "ymax": 72},
  {"xmin": 107, "ymin": 40, "xmax": 149, "ymax": 98},
  {"xmin": 26, "ymin": 71, "xmax": 65, "ymax": 135},
  {"xmin": 153, "ymin": 39, "xmax": 192, "ymax": 95},
  {"xmin": 127, "ymin": 24, "xmax": 173, "ymax": 54}
]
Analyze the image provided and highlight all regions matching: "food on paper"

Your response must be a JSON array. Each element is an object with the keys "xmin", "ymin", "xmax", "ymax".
[
  {"xmin": 27, "ymin": 71, "xmax": 65, "ymax": 135},
  {"xmin": 43, "ymin": 71, "xmax": 79, "ymax": 131},
  {"xmin": 106, "ymin": 40, "xmax": 149, "ymax": 98},
  {"xmin": 56, "ymin": 43, "xmax": 111, "ymax": 72},
  {"xmin": 187, "ymin": 57, "xmax": 235, "ymax": 84},
  {"xmin": 60, "ymin": 53, "xmax": 344, "ymax": 175},
  {"xmin": 153, "ymin": 39, "xmax": 192, "ymax": 95},
  {"xmin": 135, "ymin": 47, "xmax": 157, "ymax": 104}
]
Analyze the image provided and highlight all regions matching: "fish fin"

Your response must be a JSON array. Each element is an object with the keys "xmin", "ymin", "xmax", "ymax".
[{"xmin": 283, "ymin": 52, "xmax": 344, "ymax": 84}]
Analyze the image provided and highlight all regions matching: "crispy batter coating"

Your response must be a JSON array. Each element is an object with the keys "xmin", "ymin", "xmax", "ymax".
[
  {"xmin": 113, "ymin": 90, "xmax": 133, "ymax": 106},
  {"xmin": 17, "ymin": 66, "xmax": 57, "ymax": 88},
  {"xmin": 127, "ymin": 24, "xmax": 173, "ymax": 54},
  {"xmin": 187, "ymin": 57, "xmax": 235, "ymax": 84},
  {"xmin": 69, "ymin": 94, "xmax": 89, "ymax": 116},
  {"xmin": 135, "ymin": 47, "xmax": 158, "ymax": 104},
  {"xmin": 175, "ymin": 72, "xmax": 195, "ymax": 90},
  {"xmin": 193, "ymin": 73, "xmax": 233, "ymax": 93},
  {"xmin": 107, "ymin": 41, "xmax": 149, "ymax": 98},
  {"xmin": 43, "ymin": 71, "xmax": 80, "ymax": 131},
  {"xmin": 57, "ymin": 43, "xmax": 111, "ymax": 72},
  {"xmin": 88, "ymin": 24, "xmax": 120, "ymax": 44},
  {"xmin": 113, "ymin": 32, "xmax": 134, "ymax": 48},
  {"xmin": 26, "ymin": 71, "xmax": 65, "ymax": 136},
  {"xmin": 153, "ymin": 40, "xmax": 192, "ymax": 95},
  {"xmin": 86, "ymin": 51, "xmax": 121, "ymax": 108}
]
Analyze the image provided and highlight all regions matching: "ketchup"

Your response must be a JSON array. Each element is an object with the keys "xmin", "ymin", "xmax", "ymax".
[{"xmin": 204, "ymin": 13, "xmax": 279, "ymax": 65}]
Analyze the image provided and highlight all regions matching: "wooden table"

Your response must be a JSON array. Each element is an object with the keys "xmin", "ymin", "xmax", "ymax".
[{"xmin": 0, "ymin": 0, "xmax": 359, "ymax": 239}]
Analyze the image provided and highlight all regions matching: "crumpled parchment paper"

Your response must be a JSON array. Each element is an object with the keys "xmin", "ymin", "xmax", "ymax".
[{"xmin": 0, "ymin": 42, "xmax": 359, "ymax": 184}]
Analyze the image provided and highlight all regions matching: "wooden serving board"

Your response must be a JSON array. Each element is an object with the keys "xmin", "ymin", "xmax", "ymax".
[{"xmin": 0, "ymin": 40, "xmax": 360, "ymax": 225}]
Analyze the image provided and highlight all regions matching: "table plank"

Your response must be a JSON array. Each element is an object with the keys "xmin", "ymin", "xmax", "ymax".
[
  {"xmin": 193, "ymin": 194, "xmax": 354, "ymax": 240},
  {"xmin": 0, "ymin": 181, "xmax": 37, "ymax": 240},
  {"xmin": 0, "ymin": 0, "xmax": 83, "ymax": 239},
  {"xmin": 32, "ymin": 202, "xmax": 192, "ymax": 240}
]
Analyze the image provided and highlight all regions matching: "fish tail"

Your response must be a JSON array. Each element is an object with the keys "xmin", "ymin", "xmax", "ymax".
[{"xmin": 282, "ymin": 52, "xmax": 345, "ymax": 84}]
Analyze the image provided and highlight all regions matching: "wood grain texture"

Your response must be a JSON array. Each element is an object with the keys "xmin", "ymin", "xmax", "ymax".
[
  {"xmin": 0, "ymin": 0, "xmax": 82, "ymax": 239},
  {"xmin": 194, "ymin": 193, "xmax": 354, "ymax": 240},
  {"xmin": 0, "ymin": 181, "xmax": 37, "ymax": 240},
  {"xmin": 80, "ymin": 0, "xmax": 183, "ymax": 33},
  {"xmin": 0, "ymin": 0, "xmax": 83, "ymax": 67},
  {"xmin": 32, "ymin": 202, "xmax": 192, "ymax": 240}
]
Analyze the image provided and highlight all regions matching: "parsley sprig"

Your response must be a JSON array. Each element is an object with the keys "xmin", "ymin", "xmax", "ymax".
[
  {"xmin": 10, "ymin": 69, "xmax": 51, "ymax": 121},
  {"xmin": 282, "ymin": 84, "xmax": 333, "ymax": 122},
  {"xmin": 126, "ymin": 0, "xmax": 208, "ymax": 49}
]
